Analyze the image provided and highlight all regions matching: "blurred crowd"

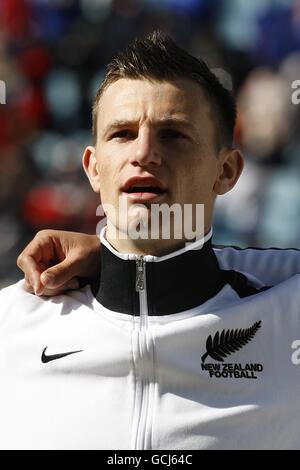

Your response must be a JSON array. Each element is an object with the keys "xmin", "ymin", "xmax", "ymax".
[{"xmin": 1, "ymin": 0, "xmax": 300, "ymax": 287}]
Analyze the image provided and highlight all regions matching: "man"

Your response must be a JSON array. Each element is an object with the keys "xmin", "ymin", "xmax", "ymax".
[{"xmin": 2, "ymin": 32, "xmax": 300, "ymax": 450}]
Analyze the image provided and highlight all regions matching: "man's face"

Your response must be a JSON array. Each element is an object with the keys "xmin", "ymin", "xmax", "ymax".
[{"xmin": 84, "ymin": 78, "xmax": 241, "ymax": 253}]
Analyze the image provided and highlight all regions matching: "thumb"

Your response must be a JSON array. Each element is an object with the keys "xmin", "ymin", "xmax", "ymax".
[{"xmin": 40, "ymin": 258, "xmax": 81, "ymax": 289}]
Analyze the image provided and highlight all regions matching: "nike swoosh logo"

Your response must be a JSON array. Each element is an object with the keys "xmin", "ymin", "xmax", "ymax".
[{"xmin": 41, "ymin": 347, "xmax": 83, "ymax": 363}]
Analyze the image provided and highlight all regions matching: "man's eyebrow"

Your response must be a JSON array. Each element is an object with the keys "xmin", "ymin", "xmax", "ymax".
[
  {"xmin": 156, "ymin": 117, "xmax": 194, "ymax": 130},
  {"xmin": 104, "ymin": 120, "xmax": 134, "ymax": 132},
  {"xmin": 103, "ymin": 117, "xmax": 194, "ymax": 136}
]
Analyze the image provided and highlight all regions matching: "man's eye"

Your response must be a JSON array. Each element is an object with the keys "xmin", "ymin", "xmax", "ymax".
[
  {"xmin": 111, "ymin": 130, "xmax": 135, "ymax": 140},
  {"xmin": 160, "ymin": 129, "xmax": 186, "ymax": 140}
]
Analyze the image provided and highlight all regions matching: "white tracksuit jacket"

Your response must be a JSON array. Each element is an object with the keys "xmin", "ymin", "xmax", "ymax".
[{"xmin": 1, "ymin": 229, "xmax": 300, "ymax": 450}]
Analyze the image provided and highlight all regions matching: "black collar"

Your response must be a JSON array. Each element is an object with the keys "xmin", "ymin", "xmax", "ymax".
[{"xmin": 92, "ymin": 237, "xmax": 227, "ymax": 316}]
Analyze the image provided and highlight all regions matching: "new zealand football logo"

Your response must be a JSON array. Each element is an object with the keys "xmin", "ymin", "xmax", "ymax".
[{"xmin": 201, "ymin": 320, "xmax": 263, "ymax": 379}]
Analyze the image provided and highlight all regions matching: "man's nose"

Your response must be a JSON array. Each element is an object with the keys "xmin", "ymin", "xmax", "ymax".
[{"xmin": 129, "ymin": 128, "xmax": 162, "ymax": 167}]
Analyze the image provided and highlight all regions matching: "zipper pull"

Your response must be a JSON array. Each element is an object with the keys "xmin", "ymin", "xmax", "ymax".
[{"xmin": 136, "ymin": 257, "xmax": 145, "ymax": 292}]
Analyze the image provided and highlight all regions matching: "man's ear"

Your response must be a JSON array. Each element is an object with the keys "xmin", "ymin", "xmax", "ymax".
[
  {"xmin": 82, "ymin": 146, "xmax": 101, "ymax": 193},
  {"xmin": 213, "ymin": 148, "xmax": 244, "ymax": 195}
]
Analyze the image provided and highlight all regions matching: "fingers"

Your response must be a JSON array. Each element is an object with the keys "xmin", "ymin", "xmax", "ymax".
[
  {"xmin": 18, "ymin": 255, "xmax": 43, "ymax": 293},
  {"xmin": 23, "ymin": 276, "xmax": 80, "ymax": 297},
  {"xmin": 17, "ymin": 230, "xmax": 75, "ymax": 295},
  {"xmin": 40, "ymin": 257, "xmax": 83, "ymax": 290},
  {"xmin": 24, "ymin": 277, "xmax": 35, "ymax": 294},
  {"xmin": 17, "ymin": 233, "xmax": 50, "ymax": 293},
  {"xmin": 17, "ymin": 230, "xmax": 101, "ymax": 296}
]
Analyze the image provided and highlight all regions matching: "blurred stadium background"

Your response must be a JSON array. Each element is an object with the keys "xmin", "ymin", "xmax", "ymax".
[{"xmin": 1, "ymin": 0, "xmax": 300, "ymax": 287}]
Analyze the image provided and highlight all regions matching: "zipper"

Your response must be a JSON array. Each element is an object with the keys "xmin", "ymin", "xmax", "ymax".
[
  {"xmin": 131, "ymin": 256, "xmax": 154, "ymax": 450},
  {"xmin": 136, "ymin": 257, "xmax": 145, "ymax": 293}
]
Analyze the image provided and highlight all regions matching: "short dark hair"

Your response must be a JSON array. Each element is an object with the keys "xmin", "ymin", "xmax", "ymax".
[{"xmin": 92, "ymin": 31, "xmax": 236, "ymax": 149}]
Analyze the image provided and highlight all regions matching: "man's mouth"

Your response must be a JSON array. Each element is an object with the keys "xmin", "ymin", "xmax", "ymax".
[
  {"xmin": 124, "ymin": 186, "xmax": 166, "ymax": 202},
  {"xmin": 125, "ymin": 186, "xmax": 164, "ymax": 194},
  {"xmin": 121, "ymin": 177, "xmax": 167, "ymax": 202}
]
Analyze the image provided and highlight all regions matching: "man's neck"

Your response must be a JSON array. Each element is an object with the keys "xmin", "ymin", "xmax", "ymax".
[
  {"xmin": 93, "ymin": 225, "xmax": 223, "ymax": 316},
  {"xmin": 105, "ymin": 226, "xmax": 213, "ymax": 257}
]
